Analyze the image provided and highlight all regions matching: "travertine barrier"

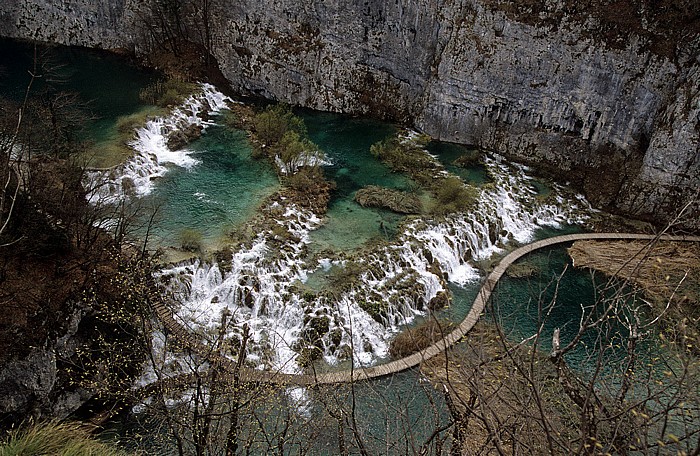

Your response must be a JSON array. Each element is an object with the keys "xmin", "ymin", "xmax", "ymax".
[{"xmin": 150, "ymin": 233, "xmax": 700, "ymax": 387}]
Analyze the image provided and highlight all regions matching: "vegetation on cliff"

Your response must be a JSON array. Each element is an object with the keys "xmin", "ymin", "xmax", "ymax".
[{"xmin": 0, "ymin": 56, "xmax": 158, "ymax": 428}]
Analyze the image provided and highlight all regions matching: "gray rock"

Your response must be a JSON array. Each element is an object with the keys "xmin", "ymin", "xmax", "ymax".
[{"xmin": 0, "ymin": 0, "xmax": 696, "ymax": 228}]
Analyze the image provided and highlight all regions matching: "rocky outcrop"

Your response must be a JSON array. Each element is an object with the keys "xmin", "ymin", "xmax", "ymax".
[
  {"xmin": 0, "ymin": 0, "xmax": 697, "ymax": 228},
  {"xmin": 0, "ymin": 0, "xmax": 135, "ymax": 49},
  {"xmin": 0, "ymin": 307, "xmax": 94, "ymax": 424},
  {"xmin": 412, "ymin": 3, "xmax": 699, "ymax": 227}
]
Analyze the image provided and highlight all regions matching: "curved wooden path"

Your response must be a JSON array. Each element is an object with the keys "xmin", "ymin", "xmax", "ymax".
[{"xmin": 150, "ymin": 233, "xmax": 700, "ymax": 388}]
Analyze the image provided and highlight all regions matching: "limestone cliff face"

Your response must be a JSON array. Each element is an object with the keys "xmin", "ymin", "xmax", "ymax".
[
  {"xmin": 0, "ymin": 306, "xmax": 93, "ymax": 424},
  {"xmin": 0, "ymin": 0, "xmax": 697, "ymax": 228},
  {"xmin": 0, "ymin": 0, "xmax": 135, "ymax": 49},
  {"xmin": 411, "ymin": 2, "xmax": 699, "ymax": 225}
]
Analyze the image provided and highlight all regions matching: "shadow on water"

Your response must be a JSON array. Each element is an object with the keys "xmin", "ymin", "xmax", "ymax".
[
  {"xmin": 425, "ymin": 140, "xmax": 491, "ymax": 186},
  {"xmin": 0, "ymin": 37, "xmax": 157, "ymax": 143}
]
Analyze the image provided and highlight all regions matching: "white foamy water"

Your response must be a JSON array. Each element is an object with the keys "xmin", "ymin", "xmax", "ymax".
[
  {"xmin": 275, "ymin": 149, "xmax": 331, "ymax": 175},
  {"xmin": 87, "ymin": 83, "xmax": 231, "ymax": 204},
  {"xmin": 159, "ymin": 145, "xmax": 590, "ymax": 373}
]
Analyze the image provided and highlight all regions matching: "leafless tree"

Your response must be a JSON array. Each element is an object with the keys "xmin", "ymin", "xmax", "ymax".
[{"xmin": 424, "ymin": 231, "xmax": 700, "ymax": 455}]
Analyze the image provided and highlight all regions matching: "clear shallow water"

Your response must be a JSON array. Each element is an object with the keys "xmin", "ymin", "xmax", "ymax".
[
  {"xmin": 142, "ymin": 123, "xmax": 279, "ymax": 247},
  {"xmin": 301, "ymin": 110, "xmax": 414, "ymax": 252}
]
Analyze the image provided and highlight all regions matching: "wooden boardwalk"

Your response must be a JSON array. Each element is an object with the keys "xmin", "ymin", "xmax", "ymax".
[{"xmin": 150, "ymin": 233, "xmax": 700, "ymax": 388}]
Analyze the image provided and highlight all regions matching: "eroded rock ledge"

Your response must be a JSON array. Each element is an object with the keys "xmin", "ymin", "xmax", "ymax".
[{"xmin": 0, "ymin": 0, "xmax": 697, "ymax": 229}]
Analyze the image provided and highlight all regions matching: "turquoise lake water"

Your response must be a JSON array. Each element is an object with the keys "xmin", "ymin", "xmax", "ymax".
[
  {"xmin": 143, "ymin": 124, "xmax": 279, "ymax": 247},
  {"xmin": 0, "ymin": 38, "xmax": 610, "ymax": 358},
  {"xmin": 0, "ymin": 38, "xmax": 156, "ymax": 143},
  {"xmin": 302, "ymin": 110, "xmax": 412, "ymax": 252},
  {"xmin": 3, "ymin": 38, "xmax": 678, "ymax": 454}
]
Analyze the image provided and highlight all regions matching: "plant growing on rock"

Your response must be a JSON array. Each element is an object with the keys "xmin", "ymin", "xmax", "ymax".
[
  {"xmin": 274, "ymin": 130, "xmax": 323, "ymax": 175},
  {"xmin": 354, "ymin": 185, "xmax": 423, "ymax": 214},
  {"xmin": 0, "ymin": 420, "xmax": 128, "ymax": 456},
  {"xmin": 253, "ymin": 104, "xmax": 306, "ymax": 147},
  {"xmin": 370, "ymin": 134, "xmax": 480, "ymax": 215},
  {"xmin": 434, "ymin": 176, "xmax": 480, "ymax": 215}
]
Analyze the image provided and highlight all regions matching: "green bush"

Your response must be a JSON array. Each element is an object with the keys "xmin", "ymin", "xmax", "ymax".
[
  {"xmin": 253, "ymin": 104, "xmax": 306, "ymax": 146},
  {"xmin": 179, "ymin": 228, "xmax": 203, "ymax": 252},
  {"xmin": 284, "ymin": 166, "xmax": 326, "ymax": 191},
  {"xmin": 275, "ymin": 130, "xmax": 322, "ymax": 173},
  {"xmin": 276, "ymin": 130, "xmax": 305, "ymax": 167},
  {"xmin": 139, "ymin": 79, "xmax": 197, "ymax": 107},
  {"xmin": 434, "ymin": 177, "xmax": 479, "ymax": 214},
  {"xmin": 370, "ymin": 138, "xmax": 429, "ymax": 172},
  {"xmin": 0, "ymin": 420, "xmax": 127, "ymax": 456}
]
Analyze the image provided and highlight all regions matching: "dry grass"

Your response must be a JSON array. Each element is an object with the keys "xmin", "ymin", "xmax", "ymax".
[
  {"xmin": 389, "ymin": 318, "xmax": 454, "ymax": 358},
  {"xmin": 568, "ymin": 240, "xmax": 699, "ymax": 307},
  {"xmin": 0, "ymin": 420, "xmax": 128, "ymax": 456},
  {"xmin": 420, "ymin": 323, "xmax": 573, "ymax": 454},
  {"xmin": 569, "ymin": 239, "xmax": 700, "ymax": 353}
]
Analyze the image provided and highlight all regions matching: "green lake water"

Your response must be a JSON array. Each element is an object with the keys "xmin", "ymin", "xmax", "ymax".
[
  {"xmin": 143, "ymin": 124, "xmax": 279, "ymax": 248},
  {"xmin": 426, "ymin": 140, "xmax": 491, "ymax": 186},
  {"xmin": 302, "ymin": 110, "xmax": 413, "ymax": 252},
  {"xmin": 3, "ymin": 37, "xmax": 678, "ymax": 454},
  {"xmin": 0, "ymin": 38, "xmax": 156, "ymax": 143}
]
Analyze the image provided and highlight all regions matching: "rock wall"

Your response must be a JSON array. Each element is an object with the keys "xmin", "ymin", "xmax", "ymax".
[
  {"xmin": 0, "ymin": 0, "xmax": 697, "ymax": 228},
  {"xmin": 0, "ymin": 306, "xmax": 93, "ymax": 424},
  {"xmin": 0, "ymin": 0, "xmax": 135, "ymax": 49}
]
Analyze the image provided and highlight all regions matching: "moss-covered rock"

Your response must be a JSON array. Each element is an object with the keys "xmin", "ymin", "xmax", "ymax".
[
  {"xmin": 354, "ymin": 185, "xmax": 422, "ymax": 214},
  {"xmin": 358, "ymin": 299, "xmax": 389, "ymax": 323},
  {"xmin": 302, "ymin": 315, "xmax": 331, "ymax": 346},
  {"xmin": 428, "ymin": 290, "xmax": 451, "ymax": 311},
  {"xmin": 167, "ymin": 123, "xmax": 203, "ymax": 150},
  {"xmin": 506, "ymin": 261, "xmax": 540, "ymax": 278},
  {"xmin": 296, "ymin": 345, "xmax": 323, "ymax": 368}
]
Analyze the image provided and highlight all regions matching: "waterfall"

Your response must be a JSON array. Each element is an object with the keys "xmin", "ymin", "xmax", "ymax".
[
  {"xmin": 87, "ymin": 83, "xmax": 231, "ymax": 204},
  {"xmin": 161, "ymin": 151, "xmax": 590, "ymax": 372},
  {"xmin": 274, "ymin": 150, "xmax": 331, "ymax": 175}
]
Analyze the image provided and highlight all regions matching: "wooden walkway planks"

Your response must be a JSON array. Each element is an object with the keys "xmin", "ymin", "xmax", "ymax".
[{"xmin": 149, "ymin": 233, "xmax": 700, "ymax": 388}]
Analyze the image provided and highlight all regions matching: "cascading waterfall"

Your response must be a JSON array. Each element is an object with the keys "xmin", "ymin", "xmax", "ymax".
[
  {"xmin": 161, "ymin": 202, "xmax": 326, "ymax": 372},
  {"xmin": 87, "ymin": 83, "xmax": 231, "ymax": 204},
  {"xmin": 275, "ymin": 150, "xmax": 331, "ymax": 175},
  {"xmin": 160, "ymin": 145, "xmax": 590, "ymax": 373}
]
